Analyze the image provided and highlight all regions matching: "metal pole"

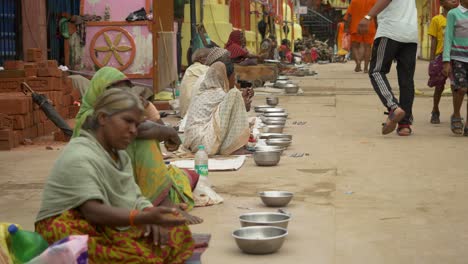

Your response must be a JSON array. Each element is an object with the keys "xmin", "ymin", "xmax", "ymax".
[{"xmin": 190, "ymin": 0, "xmax": 197, "ymax": 42}]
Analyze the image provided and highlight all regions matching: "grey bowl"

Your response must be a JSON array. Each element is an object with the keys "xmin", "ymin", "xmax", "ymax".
[
  {"xmin": 263, "ymin": 108, "xmax": 286, "ymax": 113},
  {"xmin": 266, "ymin": 97, "xmax": 279, "ymax": 107},
  {"xmin": 255, "ymin": 105, "xmax": 274, "ymax": 113},
  {"xmin": 232, "ymin": 226, "xmax": 288, "ymax": 255},
  {"xmin": 239, "ymin": 212, "xmax": 291, "ymax": 229},
  {"xmin": 255, "ymin": 146, "xmax": 285, "ymax": 154},
  {"xmin": 266, "ymin": 138, "xmax": 292, "ymax": 148},
  {"xmin": 276, "ymin": 75, "xmax": 289, "ymax": 81},
  {"xmin": 284, "ymin": 84, "xmax": 299, "ymax": 94},
  {"xmin": 262, "ymin": 125, "xmax": 284, "ymax": 133},
  {"xmin": 259, "ymin": 191, "xmax": 294, "ymax": 207},
  {"xmin": 258, "ymin": 133, "xmax": 293, "ymax": 140},
  {"xmin": 263, "ymin": 112, "xmax": 289, "ymax": 118},
  {"xmin": 263, "ymin": 119, "xmax": 286, "ymax": 126},
  {"xmin": 273, "ymin": 80, "xmax": 293, "ymax": 88},
  {"xmin": 254, "ymin": 150, "xmax": 281, "ymax": 166}
]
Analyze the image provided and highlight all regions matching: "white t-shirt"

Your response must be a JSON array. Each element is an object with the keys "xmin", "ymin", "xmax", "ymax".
[{"xmin": 375, "ymin": 0, "xmax": 418, "ymax": 43}]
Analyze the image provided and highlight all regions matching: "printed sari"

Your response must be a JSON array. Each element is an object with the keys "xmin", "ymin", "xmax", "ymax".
[{"xmin": 73, "ymin": 67, "xmax": 197, "ymax": 209}]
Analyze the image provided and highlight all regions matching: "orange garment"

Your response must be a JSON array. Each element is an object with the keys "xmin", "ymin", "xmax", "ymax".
[
  {"xmin": 351, "ymin": 33, "xmax": 374, "ymax": 44},
  {"xmin": 347, "ymin": 0, "xmax": 376, "ymax": 38},
  {"xmin": 337, "ymin": 22, "xmax": 345, "ymax": 50}
]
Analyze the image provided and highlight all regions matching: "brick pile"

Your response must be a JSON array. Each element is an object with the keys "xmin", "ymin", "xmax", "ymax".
[{"xmin": 0, "ymin": 49, "xmax": 81, "ymax": 150}]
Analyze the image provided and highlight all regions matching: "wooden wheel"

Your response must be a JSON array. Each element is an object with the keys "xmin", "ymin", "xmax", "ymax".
[{"xmin": 89, "ymin": 27, "xmax": 136, "ymax": 71}]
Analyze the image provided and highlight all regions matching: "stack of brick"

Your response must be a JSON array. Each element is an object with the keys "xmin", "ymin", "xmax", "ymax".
[{"xmin": 0, "ymin": 50, "xmax": 79, "ymax": 150}]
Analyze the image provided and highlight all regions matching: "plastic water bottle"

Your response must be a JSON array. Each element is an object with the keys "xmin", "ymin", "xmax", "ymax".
[
  {"xmin": 195, "ymin": 145, "xmax": 209, "ymax": 178},
  {"xmin": 8, "ymin": 224, "xmax": 49, "ymax": 263}
]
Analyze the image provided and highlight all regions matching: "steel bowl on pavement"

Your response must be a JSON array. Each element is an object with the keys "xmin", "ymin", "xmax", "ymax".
[
  {"xmin": 253, "ymin": 150, "xmax": 281, "ymax": 166},
  {"xmin": 266, "ymin": 96, "xmax": 279, "ymax": 106},
  {"xmin": 263, "ymin": 108, "xmax": 286, "ymax": 113},
  {"xmin": 284, "ymin": 84, "xmax": 299, "ymax": 94},
  {"xmin": 232, "ymin": 226, "xmax": 288, "ymax": 254},
  {"xmin": 239, "ymin": 212, "xmax": 291, "ymax": 229},
  {"xmin": 258, "ymin": 191, "xmax": 294, "ymax": 207},
  {"xmin": 258, "ymin": 133, "xmax": 293, "ymax": 140},
  {"xmin": 255, "ymin": 145, "xmax": 284, "ymax": 154},
  {"xmin": 254, "ymin": 105, "xmax": 274, "ymax": 113},
  {"xmin": 263, "ymin": 112, "xmax": 289, "ymax": 118},
  {"xmin": 263, "ymin": 119, "xmax": 286, "ymax": 126},
  {"xmin": 266, "ymin": 138, "xmax": 291, "ymax": 148},
  {"xmin": 261, "ymin": 125, "xmax": 284, "ymax": 133},
  {"xmin": 276, "ymin": 75, "xmax": 289, "ymax": 81}
]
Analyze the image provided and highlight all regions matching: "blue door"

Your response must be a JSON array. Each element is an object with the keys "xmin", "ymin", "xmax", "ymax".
[{"xmin": 0, "ymin": 0, "xmax": 22, "ymax": 65}]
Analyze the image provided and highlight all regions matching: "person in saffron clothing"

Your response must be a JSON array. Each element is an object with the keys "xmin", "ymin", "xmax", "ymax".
[
  {"xmin": 36, "ymin": 89, "xmax": 194, "ymax": 263},
  {"xmin": 225, "ymin": 30, "xmax": 259, "ymax": 65},
  {"xmin": 346, "ymin": 0, "xmax": 377, "ymax": 73}
]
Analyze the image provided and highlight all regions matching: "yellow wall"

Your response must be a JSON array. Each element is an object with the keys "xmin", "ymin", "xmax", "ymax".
[
  {"xmin": 417, "ymin": 0, "xmax": 434, "ymax": 60},
  {"xmin": 181, "ymin": 0, "xmax": 302, "ymax": 66}
]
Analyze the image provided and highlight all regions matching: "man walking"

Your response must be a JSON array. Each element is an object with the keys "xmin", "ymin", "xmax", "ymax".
[
  {"xmin": 346, "ymin": 0, "xmax": 377, "ymax": 73},
  {"xmin": 359, "ymin": 0, "xmax": 418, "ymax": 136}
]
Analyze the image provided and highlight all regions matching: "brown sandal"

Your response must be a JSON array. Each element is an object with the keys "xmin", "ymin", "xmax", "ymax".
[{"xmin": 382, "ymin": 108, "xmax": 406, "ymax": 135}]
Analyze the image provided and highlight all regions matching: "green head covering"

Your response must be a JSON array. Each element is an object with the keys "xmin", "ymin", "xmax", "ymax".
[{"xmin": 73, "ymin": 67, "xmax": 127, "ymax": 137}]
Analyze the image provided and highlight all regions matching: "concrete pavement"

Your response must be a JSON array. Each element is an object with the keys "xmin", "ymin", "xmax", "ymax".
[{"xmin": 1, "ymin": 60, "xmax": 468, "ymax": 263}]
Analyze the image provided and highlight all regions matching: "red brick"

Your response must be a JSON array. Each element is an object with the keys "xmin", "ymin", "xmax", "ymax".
[
  {"xmin": 24, "ymin": 125, "xmax": 38, "ymax": 139},
  {"xmin": 25, "ymin": 77, "xmax": 62, "ymax": 91},
  {"xmin": 44, "ymin": 120, "xmax": 57, "ymax": 135},
  {"xmin": 0, "ymin": 114, "xmax": 14, "ymax": 129},
  {"xmin": 37, "ymin": 122, "xmax": 45, "ymax": 136},
  {"xmin": 13, "ymin": 130, "xmax": 23, "ymax": 145},
  {"xmin": 63, "ymin": 94, "xmax": 73, "ymax": 106},
  {"xmin": 26, "ymin": 48, "xmax": 42, "ymax": 62},
  {"xmin": 62, "ymin": 77, "xmax": 73, "ymax": 95},
  {"xmin": 69, "ymin": 105, "xmax": 80, "ymax": 118},
  {"xmin": 0, "ymin": 78, "xmax": 24, "ymax": 93},
  {"xmin": 47, "ymin": 60, "xmax": 58, "ymax": 68},
  {"xmin": 0, "ymin": 129, "xmax": 14, "ymax": 141},
  {"xmin": 24, "ymin": 68, "xmax": 37, "ymax": 77},
  {"xmin": 3, "ymin": 60, "xmax": 24, "ymax": 70},
  {"xmin": 12, "ymin": 113, "xmax": 33, "ymax": 129},
  {"xmin": 0, "ymin": 70, "xmax": 26, "ymax": 79},
  {"xmin": 54, "ymin": 130, "xmax": 71, "ymax": 142},
  {"xmin": 0, "ymin": 140, "xmax": 14, "ymax": 150},
  {"xmin": 33, "ymin": 110, "xmax": 48, "ymax": 123},
  {"xmin": 0, "ymin": 94, "xmax": 33, "ymax": 114},
  {"xmin": 37, "ymin": 67, "xmax": 62, "ymax": 78},
  {"xmin": 24, "ymin": 63, "xmax": 38, "ymax": 69}
]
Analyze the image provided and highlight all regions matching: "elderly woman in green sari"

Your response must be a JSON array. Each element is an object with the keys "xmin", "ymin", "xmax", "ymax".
[{"xmin": 73, "ymin": 67, "xmax": 202, "ymax": 224}]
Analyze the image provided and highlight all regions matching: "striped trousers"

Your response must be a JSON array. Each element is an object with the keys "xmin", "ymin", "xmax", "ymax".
[{"xmin": 369, "ymin": 37, "xmax": 417, "ymax": 125}]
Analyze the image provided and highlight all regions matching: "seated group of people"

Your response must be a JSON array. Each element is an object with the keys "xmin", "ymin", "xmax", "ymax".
[{"xmin": 35, "ymin": 44, "xmax": 256, "ymax": 263}]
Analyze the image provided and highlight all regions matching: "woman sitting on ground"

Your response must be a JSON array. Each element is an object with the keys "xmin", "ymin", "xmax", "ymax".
[
  {"xmin": 36, "ymin": 89, "xmax": 194, "ymax": 263},
  {"xmin": 179, "ymin": 48, "xmax": 211, "ymax": 117},
  {"xmin": 73, "ymin": 67, "xmax": 202, "ymax": 224},
  {"xmin": 183, "ymin": 62, "xmax": 250, "ymax": 155},
  {"xmin": 225, "ymin": 30, "xmax": 258, "ymax": 66},
  {"xmin": 279, "ymin": 39, "xmax": 294, "ymax": 63}
]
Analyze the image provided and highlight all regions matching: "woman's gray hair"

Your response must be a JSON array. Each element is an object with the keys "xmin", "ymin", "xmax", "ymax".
[
  {"xmin": 191, "ymin": 48, "xmax": 210, "ymax": 64},
  {"xmin": 82, "ymin": 88, "xmax": 144, "ymax": 131}
]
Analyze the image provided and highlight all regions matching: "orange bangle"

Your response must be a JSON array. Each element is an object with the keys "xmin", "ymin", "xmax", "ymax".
[{"xmin": 129, "ymin": 209, "xmax": 139, "ymax": 226}]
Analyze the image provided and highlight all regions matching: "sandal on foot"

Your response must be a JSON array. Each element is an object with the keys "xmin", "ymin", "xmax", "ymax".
[
  {"xmin": 382, "ymin": 108, "xmax": 406, "ymax": 135},
  {"xmin": 450, "ymin": 115, "xmax": 464, "ymax": 135},
  {"xmin": 464, "ymin": 127, "xmax": 468, "ymax": 137},
  {"xmin": 397, "ymin": 124, "xmax": 412, "ymax": 136},
  {"xmin": 430, "ymin": 112, "xmax": 440, "ymax": 124}
]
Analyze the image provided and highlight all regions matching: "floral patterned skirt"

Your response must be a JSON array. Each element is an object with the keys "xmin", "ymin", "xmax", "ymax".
[{"xmin": 35, "ymin": 210, "xmax": 194, "ymax": 264}]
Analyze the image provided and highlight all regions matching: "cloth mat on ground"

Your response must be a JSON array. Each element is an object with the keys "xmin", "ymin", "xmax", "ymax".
[
  {"xmin": 186, "ymin": 233, "xmax": 211, "ymax": 264},
  {"xmin": 170, "ymin": 155, "xmax": 246, "ymax": 171}
]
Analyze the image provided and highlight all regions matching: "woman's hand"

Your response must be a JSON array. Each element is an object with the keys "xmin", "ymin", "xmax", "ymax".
[
  {"xmin": 137, "ymin": 206, "xmax": 187, "ymax": 227},
  {"xmin": 145, "ymin": 225, "xmax": 170, "ymax": 246},
  {"xmin": 137, "ymin": 121, "xmax": 181, "ymax": 147},
  {"xmin": 443, "ymin": 62, "xmax": 452, "ymax": 77}
]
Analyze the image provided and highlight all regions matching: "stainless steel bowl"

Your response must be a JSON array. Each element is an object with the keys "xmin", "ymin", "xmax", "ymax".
[
  {"xmin": 276, "ymin": 75, "xmax": 289, "ymax": 81},
  {"xmin": 239, "ymin": 212, "xmax": 291, "ymax": 229},
  {"xmin": 263, "ymin": 108, "xmax": 285, "ymax": 113},
  {"xmin": 262, "ymin": 125, "xmax": 284, "ymax": 133},
  {"xmin": 284, "ymin": 84, "xmax": 299, "ymax": 94},
  {"xmin": 263, "ymin": 119, "xmax": 286, "ymax": 126},
  {"xmin": 259, "ymin": 191, "xmax": 294, "ymax": 207},
  {"xmin": 258, "ymin": 133, "xmax": 293, "ymax": 140},
  {"xmin": 255, "ymin": 146, "xmax": 285, "ymax": 153},
  {"xmin": 273, "ymin": 80, "xmax": 292, "ymax": 88},
  {"xmin": 253, "ymin": 150, "xmax": 281, "ymax": 166},
  {"xmin": 254, "ymin": 105, "xmax": 274, "ymax": 113},
  {"xmin": 266, "ymin": 138, "xmax": 292, "ymax": 148},
  {"xmin": 266, "ymin": 96, "xmax": 279, "ymax": 107},
  {"xmin": 232, "ymin": 226, "xmax": 288, "ymax": 254},
  {"xmin": 263, "ymin": 112, "xmax": 289, "ymax": 118}
]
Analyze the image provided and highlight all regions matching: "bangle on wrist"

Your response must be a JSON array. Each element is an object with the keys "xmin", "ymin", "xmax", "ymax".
[{"xmin": 129, "ymin": 209, "xmax": 139, "ymax": 226}]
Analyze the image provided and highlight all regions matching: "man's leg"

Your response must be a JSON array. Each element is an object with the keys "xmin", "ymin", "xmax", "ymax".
[
  {"xmin": 368, "ymin": 37, "xmax": 400, "ymax": 110},
  {"xmin": 395, "ymin": 42, "xmax": 417, "ymax": 127},
  {"xmin": 431, "ymin": 85, "xmax": 444, "ymax": 124},
  {"xmin": 351, "ymin": 41, "xmax": 362, "ymax": 72},
  {"xmin": 363, "ymin": 43, "xmax": 372, "ymax": 73}
]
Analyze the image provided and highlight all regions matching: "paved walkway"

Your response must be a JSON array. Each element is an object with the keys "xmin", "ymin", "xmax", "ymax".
[{"xmin": 1, "ymin": 60, "xmax": 467, "ymax": 263}]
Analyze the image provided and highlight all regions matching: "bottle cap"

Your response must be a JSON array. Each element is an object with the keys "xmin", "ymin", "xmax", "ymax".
[
  {"xmin": 8, "ymin": 224, "xmax": 18, "ymax": 234},
  {"xmin": 198, "ymin": 145, "xmax": 205, "ymax": 150}
]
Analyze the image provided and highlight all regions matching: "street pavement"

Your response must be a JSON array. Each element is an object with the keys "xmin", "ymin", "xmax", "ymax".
[{"xmin": 1, "ymin": 60, "xmax": 468, "ymax": 263}]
